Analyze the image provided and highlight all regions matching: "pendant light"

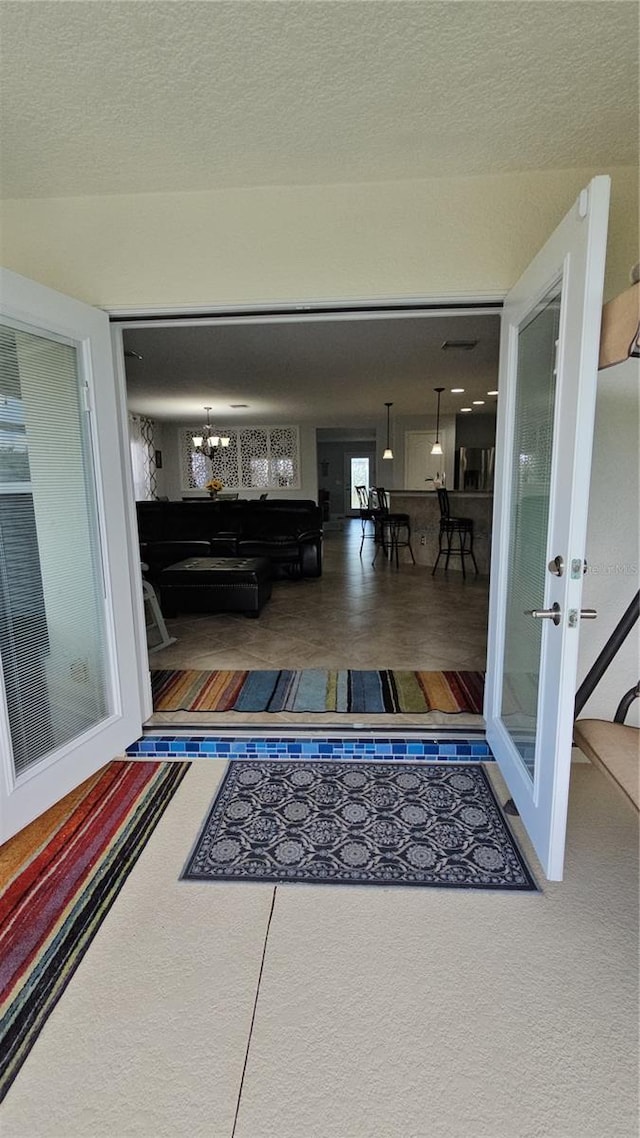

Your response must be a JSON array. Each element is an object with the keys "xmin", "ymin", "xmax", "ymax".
[
  {"xmin": 193, "ymin": 406, "xmax": 230, "ymax": 451},
  {"xmin": 383, "ymin": 401, "xmax": 394, "ymax": 460},
  {"xmin": 431, "ymin": 387, "xmax": 444, "ymax": 456}
]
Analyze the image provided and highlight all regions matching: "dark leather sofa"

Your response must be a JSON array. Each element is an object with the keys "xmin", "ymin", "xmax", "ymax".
[{"xmin": 137, "ymin": 499, "xmax": 323, "ymax": 580}]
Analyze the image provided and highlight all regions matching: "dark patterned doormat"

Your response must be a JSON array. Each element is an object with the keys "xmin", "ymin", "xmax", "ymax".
[{"xmin": 182, "ymin": 762, "xmax": 537, "ymax": 891}]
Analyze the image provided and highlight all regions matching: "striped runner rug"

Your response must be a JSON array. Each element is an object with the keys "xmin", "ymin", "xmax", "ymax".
[
  {"xmin": 0, "ymin": 759, "xmax": 189, "ymax": 1101},
  {"xmin": 151, "ymin": 669, "xmax": 485, "ymax": 714}
]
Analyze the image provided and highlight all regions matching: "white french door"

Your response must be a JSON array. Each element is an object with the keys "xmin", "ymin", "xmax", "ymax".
[
  {"xmin": 485, "ymin": 177, "xmax": 610, "ymax": 881},
  {"xmin": 0, "ymin": 268, "xmax": 146, "ymax": 842}
]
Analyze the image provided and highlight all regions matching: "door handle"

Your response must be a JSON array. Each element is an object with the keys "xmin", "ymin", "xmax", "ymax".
[
  {"xmin": 527, "ymin": 603, "xmax": 561, "ymax": 626},
  {"xmin": 579, "ymin": 609, "xmax": 597, "ymax": 619}
]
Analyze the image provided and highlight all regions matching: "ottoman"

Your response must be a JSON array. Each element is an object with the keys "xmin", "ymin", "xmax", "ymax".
[{"xmin": 159, "ymin": 557, "xmax": 272, "ymax": 618}]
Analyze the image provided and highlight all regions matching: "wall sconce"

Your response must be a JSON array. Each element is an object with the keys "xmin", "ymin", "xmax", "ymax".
[
  {"xmin": 383, "ymin": 401, "xmax": 394, "ymax": 460},
  {"xmin": 431, "ymin": 387, "xmax": 444, "ymax": 456}
]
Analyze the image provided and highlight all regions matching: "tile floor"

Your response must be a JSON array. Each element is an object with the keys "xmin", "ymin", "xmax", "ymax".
[{"xmin": 147, "ymin": 521, "xmax": 488, "ymax": 729}]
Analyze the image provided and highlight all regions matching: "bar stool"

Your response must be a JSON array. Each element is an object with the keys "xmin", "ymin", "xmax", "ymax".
[
  {"xmin": 432, "ymin": 488, "xmax": 479, "ymax": 579},
  {"xmin": 371, "ymin": 488, "xmax": 416, "ymax": 568},
  {"xmin": 356, "ymin": 485, "xmax": 379, "ymax": 557}
]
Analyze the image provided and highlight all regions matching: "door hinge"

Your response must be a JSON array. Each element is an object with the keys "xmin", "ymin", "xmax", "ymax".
[
  {"xmin": 81, "ymin": 383, "xmax": 92, "ymax": 413},
  {"xmin": 578, "ymin": 188, "xmax": 589, "ymax": 218}
]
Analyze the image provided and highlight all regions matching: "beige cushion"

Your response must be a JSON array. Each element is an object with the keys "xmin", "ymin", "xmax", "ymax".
[{"xmin": 574, "ymin": 720, "xmax": 640, "ymax": 811}]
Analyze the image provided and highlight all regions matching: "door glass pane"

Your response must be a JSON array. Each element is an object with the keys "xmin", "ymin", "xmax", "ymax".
[
  {"xmin": 0, "ymin": 322, "xmax": 111, "ymax": 777},
  {"xmin": 500, "ymin": 289, "xmax": 561, "ymax": 782},
  {"xmin": 350, "ymin": 457, "xmax": 370, "ymax": 509}
]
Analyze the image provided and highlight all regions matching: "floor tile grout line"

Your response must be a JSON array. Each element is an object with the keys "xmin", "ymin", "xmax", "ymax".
[{"xmin": 231, "ymin": 884, "xmax": 278, "ymax": 1138}]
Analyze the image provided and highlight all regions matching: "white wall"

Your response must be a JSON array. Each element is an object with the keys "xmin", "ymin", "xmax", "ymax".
[
  {"xmin": 1, "ymin": 166, "xmax": 636, "ymax": 309},
  {"xmin": 3, "ymin": 164, "xmax": 637, "ymax": 713},
  {"xmin": 160, "ymin": 421, "xmax": 318, "ymax": 502},
  {"xmin": 577, "ymin": 358, "xmax": 639, "ymax": 727}
]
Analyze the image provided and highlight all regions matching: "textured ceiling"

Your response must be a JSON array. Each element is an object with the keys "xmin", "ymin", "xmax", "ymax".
[
  {"xmin": 1, "ymin": 1, "xmax": 637, "ymax": 199},
  {"xmin": 123, "ymin": 313, "xmax": 501, "ymax": 425}
]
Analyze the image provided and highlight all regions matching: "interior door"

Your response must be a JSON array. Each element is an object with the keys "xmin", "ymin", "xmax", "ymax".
[
  {"xmin": 0, "ymin": 268, "xmax": 145, "ymax": 842},
  {"xmin": 485, "ymin": 176, "xmax": 610, "ymax": 881}
]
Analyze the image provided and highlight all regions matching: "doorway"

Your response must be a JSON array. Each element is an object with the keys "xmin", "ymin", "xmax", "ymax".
[
  {"xmin": 316, "ymin": 429, "xmax": 378, "ymax": 524},
  {"xmin": 114, "ymin": 304, "xmax": 500, "ymax": 729},
  {"xmin": 0, "ymin": 181, "xmax": 609, "ymax": 880}
]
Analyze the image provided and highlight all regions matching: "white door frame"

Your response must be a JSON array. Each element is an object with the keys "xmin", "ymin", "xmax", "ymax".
[{"xmin": 110, "ymin": 325, "xmax": 153, "ymax": 721}]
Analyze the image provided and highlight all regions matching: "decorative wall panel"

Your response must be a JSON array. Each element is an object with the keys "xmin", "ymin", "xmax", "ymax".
[
  {"xmin": 180, "ymin": 426, "xmax": 300, "ymax": 491},
  {"xmin": 209, "ymin": 431, "xmax": 240, "ymax": 487},
  {"xmin": 269, "ymin": 426, "xmax": 299, "ymax": 487},
  {"xmin": 239, "ymin": 428, "xmax": 269, "ymax": 488},
  {"xmin": 181, "ymin": 429, "xmax": 209, "ymax": 490}
]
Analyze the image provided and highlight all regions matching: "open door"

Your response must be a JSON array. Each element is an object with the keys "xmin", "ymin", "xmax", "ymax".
[
  {"xmin": 0, "ymin": 268, "xmax": 146, "ymax": 842},
  {"xmin": 485, "ymin": 176, "xmax": 610, "ymax": 880}
]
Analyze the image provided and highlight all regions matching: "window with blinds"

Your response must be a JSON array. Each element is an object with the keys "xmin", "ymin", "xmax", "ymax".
[{"xmin": 0, "ymin": 322, "xmax": 111, "ymax": 777}]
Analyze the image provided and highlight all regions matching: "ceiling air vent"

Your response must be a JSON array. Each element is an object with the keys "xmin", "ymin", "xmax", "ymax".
[{"xmin": 441, "ymin": 339, "xmax": 479, "ymax": 351}]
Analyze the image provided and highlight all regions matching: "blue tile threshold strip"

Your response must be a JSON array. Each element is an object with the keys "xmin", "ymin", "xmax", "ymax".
[{"xmin": 127, "ymin": 732, "xmax": 494, "ymax": 763}]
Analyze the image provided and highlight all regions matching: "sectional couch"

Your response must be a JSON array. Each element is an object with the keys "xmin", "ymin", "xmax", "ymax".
[{"xmin": 137, "ymin": 498, "xmax": 323, "ymax": 580}]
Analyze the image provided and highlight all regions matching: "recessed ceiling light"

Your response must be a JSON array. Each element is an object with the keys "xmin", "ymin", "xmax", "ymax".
[
  {"xmin": 460, "ymin": 407, "xmax": 472, "ymax": 412},
  {"xmin": 230, "ymin": 403, "xmax": 249, "ymax": 408},
  {"xmin": 487, "ymin": 390, "xmax": 499, "ymax": 396},
  {"xmin": 472, "ymin": 400, "xmax": 485, "ymax": 405},
  {"xmin": 451, "ymin": 388, "xmax": 465, "ymax": 393}
]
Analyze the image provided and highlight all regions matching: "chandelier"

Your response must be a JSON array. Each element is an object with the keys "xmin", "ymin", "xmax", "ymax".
[{"xmin": 192, "ymin": 406, "xmax": 230, "ymax": 452}]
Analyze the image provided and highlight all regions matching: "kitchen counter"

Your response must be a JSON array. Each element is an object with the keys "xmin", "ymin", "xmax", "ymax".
[
  {"xmin": 389, "ymin": 490, "xmax": 494, "ymax": 499},
  {"xmin": 388, "ymin": 490, "xmax": 493, "ymax": 574}
]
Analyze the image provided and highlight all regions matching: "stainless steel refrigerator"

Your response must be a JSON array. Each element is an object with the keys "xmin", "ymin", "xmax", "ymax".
[{"xmin": 454, "ymin": 447, "xmax": 495, "ymax": 491}]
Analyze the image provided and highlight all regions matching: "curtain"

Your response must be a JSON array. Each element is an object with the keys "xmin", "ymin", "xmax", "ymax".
[{"xmin": 129, "ymin": 415, "xmax": 156, "ymax": 501}]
